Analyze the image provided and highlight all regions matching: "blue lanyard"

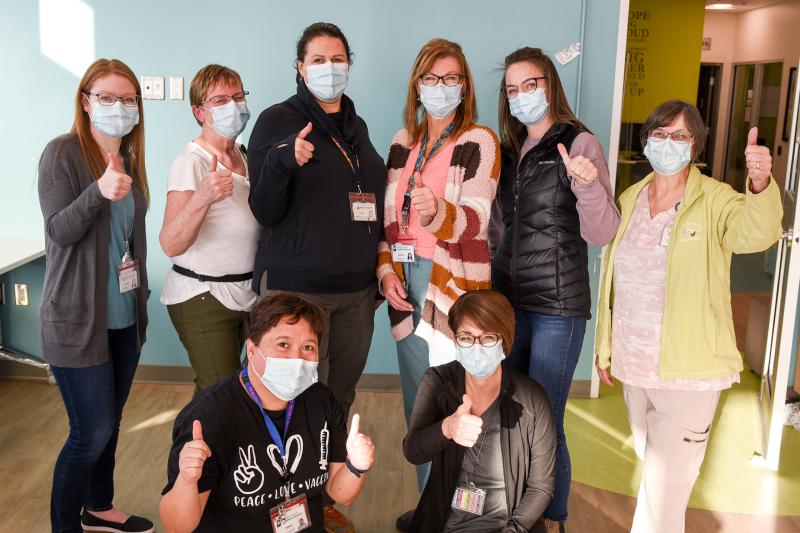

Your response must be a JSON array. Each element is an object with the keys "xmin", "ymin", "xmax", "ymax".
[
  {"xmin": 400, "ymin": 121, "xmax": 456, "ymax": 230},
  {"xmin": 241, "ymin": 365, "xmax": 295, "ymax": 461}
]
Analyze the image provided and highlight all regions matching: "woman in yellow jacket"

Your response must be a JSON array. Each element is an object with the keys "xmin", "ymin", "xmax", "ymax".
[{"xmin": 594, "ymin": 100, "xmax": 782, "ymax": 533}]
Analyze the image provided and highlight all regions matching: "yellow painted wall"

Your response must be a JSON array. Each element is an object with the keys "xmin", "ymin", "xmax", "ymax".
[{"xmin": 623, "ymin": 0, "xmax": 706, "ymax": 123}]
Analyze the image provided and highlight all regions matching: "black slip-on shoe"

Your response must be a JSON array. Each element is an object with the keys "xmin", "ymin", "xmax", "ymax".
[{"xmin": 80, "ymin": 510, "xmax": 154, "ymax": 533}]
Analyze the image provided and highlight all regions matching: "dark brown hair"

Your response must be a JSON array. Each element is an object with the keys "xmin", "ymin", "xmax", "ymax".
[
  {"xmin": 189, "ymin": 64, "xmax": 244, "ymax": 126},
  {"xmin": 246, "ymin": 293, "xmax": 327, "ymax": 345},
  {"xmin": 72, "ymin": 58, "xmax": 149, "ymax": 204},
  {"xmin": 295, "ymin": 22, "xmax": 353, "ymax": 82},
  {"xmin": 448, "ymin": 290, "xmax": 515, "ymax": 356},
  {"xmin": 640, "ymin": 100, "xmax": 706, "ymax": 159},
  {"xmin": 403, "ymin": 38, "xmax": 478, "ymax": 146},
  {"xmin": 498, "ymin": 47, "xmax": 588, "ymax": 156}
]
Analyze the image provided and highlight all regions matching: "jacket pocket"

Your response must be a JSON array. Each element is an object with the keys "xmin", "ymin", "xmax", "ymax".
[{"xmin": 292, "ymin": 222, "xmax": 304, "ymax": 255}]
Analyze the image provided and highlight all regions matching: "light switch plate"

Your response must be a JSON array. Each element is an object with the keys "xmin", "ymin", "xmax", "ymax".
[
  {"xmin": 142, "ymin": 76, "xmax": 165, "ymax": 100},
  {"xmin": 170, "ymin": 76, "xmax": 184, "ymax": 100},
  {"xmin": 14, "ymin": 283, "xmax": 29, "ymax": 306}
]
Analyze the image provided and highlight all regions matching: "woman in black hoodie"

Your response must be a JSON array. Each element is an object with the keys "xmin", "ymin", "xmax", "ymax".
[{"xmin": 247, "ymin": 22, "xmax": 387, "ymax": 532}]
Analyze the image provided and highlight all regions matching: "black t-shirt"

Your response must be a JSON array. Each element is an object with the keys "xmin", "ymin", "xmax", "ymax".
[{"xmin": 162, "ymin": 372, "xmax": 347, "ymax": 532}]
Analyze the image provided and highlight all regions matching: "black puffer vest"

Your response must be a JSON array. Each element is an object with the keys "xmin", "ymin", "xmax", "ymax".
[{"xmin": 492, "ymin": 123, "xmax": 591, "ymax": 317}]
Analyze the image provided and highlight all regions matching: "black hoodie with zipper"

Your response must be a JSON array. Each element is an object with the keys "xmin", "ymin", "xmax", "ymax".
[{"xmin": 247, "ymin": 83, "xmax": 387, "ymax": 294}]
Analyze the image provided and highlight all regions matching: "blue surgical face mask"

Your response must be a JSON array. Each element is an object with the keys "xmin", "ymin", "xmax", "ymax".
[
  {"xmin": 419, "ymin": 83, "xmax": 463, "ymax": 119},
  {"xmin": 455, "ymin": 341, "xmax": 505, "ymax": 380},
  {"xmin": 509, "ymin": 88, "xmax": 549, "ymax": 126},
  {"xmin": 254, "ymin": 346, "xmax": 319, "ymax": 401},
  {"xmin": 643, "ymin": 138, "xmax": 692, "ymax": 176},
  {"xmin": 206, "ymin": 100, "xmax": 250, "ymax": 139},
  {"xmin": 90, "ymin": 101, "xmax": 139, "ymax": 138},
  {"xmin": 305, "ymin": 61, "xmax": 349, "ymax": 102}
]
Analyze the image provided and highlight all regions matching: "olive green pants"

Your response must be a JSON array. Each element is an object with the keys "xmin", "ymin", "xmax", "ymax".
[{"xmin": 167, "ymin": 292, "xmax": 247, "ymax": 396}]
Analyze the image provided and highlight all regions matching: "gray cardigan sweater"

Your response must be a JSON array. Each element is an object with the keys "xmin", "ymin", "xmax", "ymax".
[{"xmin": 38, "ymin": 133, "xmax": 149, "ymax": 368}]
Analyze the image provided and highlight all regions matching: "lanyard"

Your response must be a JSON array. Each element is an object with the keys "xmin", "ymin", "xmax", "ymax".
[
  {"xmin": 241, "ymin": 365, "xmax": 296, "ymax": 465},
  {"xmin": 330, "ymin": 136, "xmax": 364, "ymax": 193},
  {"xmin": 400, "ymin": 121, "xmax": 456, "ymax": 230}
]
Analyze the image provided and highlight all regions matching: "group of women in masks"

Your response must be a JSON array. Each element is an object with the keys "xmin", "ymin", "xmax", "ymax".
[{"xmin": 37, "ymin": 18, "xmax": 782, "ymax": 533}]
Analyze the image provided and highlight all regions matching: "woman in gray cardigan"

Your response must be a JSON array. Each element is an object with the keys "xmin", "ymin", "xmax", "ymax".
[
  {"xmin": 38, "ymin": 59, "xmax": 153, "ymax": 533},
  {"xmin": 397, "ymin": 290, "xmax": 557, "ymax": 533}
]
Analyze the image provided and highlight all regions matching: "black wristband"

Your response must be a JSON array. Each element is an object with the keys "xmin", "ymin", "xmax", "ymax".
[{"xmin": 345, "ymin": 456, "xmax": 368, "ymax": 478}]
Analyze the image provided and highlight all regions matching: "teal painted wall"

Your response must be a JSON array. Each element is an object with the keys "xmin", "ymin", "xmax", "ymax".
[{"xmin": 0, "ymin": 0, "xmax": 623, "ymax": 378}]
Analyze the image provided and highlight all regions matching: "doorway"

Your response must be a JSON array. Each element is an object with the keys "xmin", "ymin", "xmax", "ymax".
[{"xmin": 696, "ymin": 63, "xmax": 722, "ymax": 176}]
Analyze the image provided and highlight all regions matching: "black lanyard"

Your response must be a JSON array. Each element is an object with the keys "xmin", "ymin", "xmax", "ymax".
[{"xmin": 400, "ymin": 121, "xmax": 456, "ymax": 230}]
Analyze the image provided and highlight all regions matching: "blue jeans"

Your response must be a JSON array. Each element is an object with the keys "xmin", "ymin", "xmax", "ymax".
[
  {"xmin": 396, "ymin": 258, "xmax": 433, "ymax": 493},
  {"xmin": 506, "ymin": 312, "xmax": 586, "ymax": 523},
  {"xmin": 50, "ymin": 325, "xmax": 140, "ymax": 533}
]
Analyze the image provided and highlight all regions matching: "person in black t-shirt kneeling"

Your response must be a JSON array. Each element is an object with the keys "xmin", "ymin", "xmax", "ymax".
[{"xmin": 160, "ymin": 293, "xmax": 375, "ymax": 533}]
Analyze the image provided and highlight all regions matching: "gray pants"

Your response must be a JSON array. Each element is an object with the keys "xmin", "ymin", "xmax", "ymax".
[{"xmin": 260, "ymin": 276, "xmax": 376, "ymax": 419}]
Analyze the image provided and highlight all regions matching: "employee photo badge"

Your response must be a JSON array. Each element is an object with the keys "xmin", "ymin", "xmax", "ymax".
[
  {"xmin": 270, "ymin": 493, "xmax": 311, "ymax": 533},
  {"xmin": 117, "ymin": 251, "xmax": 140, "ymax": 293},
  {"xmin": 348, "ymin": 192, "xmax": 377, "ymax": 222}
]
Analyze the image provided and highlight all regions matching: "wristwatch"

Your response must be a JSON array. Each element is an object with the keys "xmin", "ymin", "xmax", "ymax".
[{"xmin": 345, "ymin": 456, "xmax": 369, "ymax": 478}]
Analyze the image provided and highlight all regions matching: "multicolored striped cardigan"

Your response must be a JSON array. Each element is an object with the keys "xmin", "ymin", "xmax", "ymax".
[{"xmin": 377, "ymin": 124, "xmax": 501, "ymax": 365}]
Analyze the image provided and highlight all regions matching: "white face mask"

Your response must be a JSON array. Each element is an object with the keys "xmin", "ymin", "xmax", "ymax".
[
  {"xmin": 419, "ymin": 83, "xmax": 462, "ymax": 119},
  {"xmin": 90, "ymin": 101, "xmax": 139, "ymax": 138},
  {"xmin": 643, "ymin": 138, "xmax": 692, "ymax": 176},
  {"xmin": 253, "ymin": 346, "xmax": 318, "ymax": 401},
  {"xmin": 206, "ymin": 100, "xmax": 250, "ymax": 139},
  {"xmin": 305, "ymin": 61, "xmax": 349, "ymax": 102},
  {"xmin": 455, "ymin": 341, "xmax": 506, "ymax": 380},
  {"xmin": 509, "ymin": 87, "xmax": 550, "ymax": 126}
]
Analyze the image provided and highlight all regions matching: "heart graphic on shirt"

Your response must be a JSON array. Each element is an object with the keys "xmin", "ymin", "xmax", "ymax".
[{"xmin": 265, "ymin": 434, "xmax": 303, "ymax": 478}]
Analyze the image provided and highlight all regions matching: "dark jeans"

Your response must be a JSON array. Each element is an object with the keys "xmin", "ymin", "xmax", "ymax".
[
  {"xmin": 506, "ymin": 312, "xmax": 586, "ymax": 523},
  {"xmin": 50, "ymin": 325, "xmax": 140, "ymax": 533}
]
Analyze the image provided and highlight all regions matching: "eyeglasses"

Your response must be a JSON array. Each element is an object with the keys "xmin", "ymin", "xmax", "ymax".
[
  {"xmin": 649, "ymin": 129, "xmax": 693, "ymax": 143},
  {"xmin": 420, "ymin": 73, "xmax": 463, "ymax": 87},
  {"xmin": 504, "ymin": 76, "xmax": 547, "ymax": 100},
  {"xmin": 455, "ymin": 333, "xmax": 502, "ymax": 348},
  {"xmin": 84, "ymin": 91, "xmax": 140, "ymax": 108},
  {"xmin": 201, "ymin": 91, "xmax": 249, "ymax": 108}
]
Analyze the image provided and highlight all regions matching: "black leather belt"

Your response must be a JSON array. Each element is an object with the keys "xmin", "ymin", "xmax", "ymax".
[{"xmin": 172, "ymin": 264, "xmax": 253, "ymax": 283}]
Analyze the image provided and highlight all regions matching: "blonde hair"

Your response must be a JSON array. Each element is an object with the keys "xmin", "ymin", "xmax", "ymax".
[
  {"xmin": 189, "ymin": 64, "xmax": 244, "ymax": 125},
  {"xmin": 403, "ymin": 38, "xmax": 478, "ymax": 146},
  {"xmin": 72, "ymin": 58, "xmax": 149, "ymax": 204}
]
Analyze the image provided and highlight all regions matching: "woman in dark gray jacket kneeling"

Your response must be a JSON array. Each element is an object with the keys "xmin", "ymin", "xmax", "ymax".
[{"xmin": 398, "ymin": 290, "xmax": 556, "ymax": 533}]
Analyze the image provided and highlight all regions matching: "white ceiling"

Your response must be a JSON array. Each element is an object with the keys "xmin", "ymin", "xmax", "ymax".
[{"xmin": 705, "ymin": 0, "xmax": 797, "ymax": 12}]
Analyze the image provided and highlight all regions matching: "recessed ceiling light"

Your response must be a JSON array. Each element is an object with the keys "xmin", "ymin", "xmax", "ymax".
[{"xmin": 706, "ymin": 3, "xmax": 735, "ymax": 9}]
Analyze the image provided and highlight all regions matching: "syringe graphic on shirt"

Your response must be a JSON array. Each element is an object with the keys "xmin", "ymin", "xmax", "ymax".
[{"xmin": 319, "ymin": 421, "xmax": 329, "ymax": 470}]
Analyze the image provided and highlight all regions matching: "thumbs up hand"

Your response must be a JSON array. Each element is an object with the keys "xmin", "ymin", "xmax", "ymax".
[
  {"xmin": 178, "ymin": 420, "xmax": 212, "ymax": 484},
  {"xmin": 98, "ymin": 152, "xmax": 133, "ymax": 201},
  {"xmin": 744, "ymin": 127, "xmax": 772, "ymax": 192},
  {"xmin": 197, "ymin": 154, "xmax": 234, "ymax": 205},
  {"xmin": 442, "ymin": 394, "xmax": 483, "ymax": 448},
  {"xmin": 558, "ymin": 143, "xmax": 598, "ymax": 186},
  {"xmin": 345, "ymin": 414, "xmax": 375, "ymax": 472},
  {"xmin": 295, "ymin": 122, "xmax": 315, "ymax": 166},
  {"xmin": 410, "ymin": 171, "xmax": 439, "ymax": 224}
]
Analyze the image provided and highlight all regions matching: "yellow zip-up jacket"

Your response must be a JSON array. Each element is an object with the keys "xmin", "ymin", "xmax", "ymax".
[{"xmin": 595, "ymin": 165, "xmax": 783, "ymax": 379}]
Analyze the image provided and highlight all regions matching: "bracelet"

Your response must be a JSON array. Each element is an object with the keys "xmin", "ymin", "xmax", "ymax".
[{"xmin": 345, "ymin": 456, "xmax": 368, "ymax": 478}]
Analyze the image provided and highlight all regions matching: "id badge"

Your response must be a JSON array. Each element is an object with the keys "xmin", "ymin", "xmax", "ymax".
[
  {"xmin": 270, "ymin": 493, "xmax": 311, "ymax": 533},
  {"xmin": 659, "ymin": 226, "xmax": 672, "ymax": 247},
  {"xmin": 117, "ymin": 255, "xmax": 140, "ymax": 293},
  {"xmin": 451, "ymin": 483, "xmax": 486, "ymax": 516},
  {"xmin": 392, "ymin": 238, "xmax": 416, "ymax": 263},
  {"xmin": 349, "ymin": 192, "xmax": 377, "ymax": 222}
]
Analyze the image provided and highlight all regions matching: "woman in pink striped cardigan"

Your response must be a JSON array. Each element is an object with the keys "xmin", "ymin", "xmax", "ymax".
[{"xmin": 376, "ymin": 37, "xmax": 500, "ymax": 493}]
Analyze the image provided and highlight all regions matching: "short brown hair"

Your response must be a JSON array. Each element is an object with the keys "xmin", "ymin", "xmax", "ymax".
[
  {"xmin": 498, "ymin": 47, "xmax": 589, "ymax": 157},
  {"xmin": 640, "ymin": 100, "xmax": 706, "ymax": 159},
  {"xmin": 448, "ymin": 290, "xmax": 515, "ymax": 356},
  {"xmin": 403, "ymin": 38, "xmax": 478, "ymax": 146},
  {"xmin": 189, "ymin": 64, "xmax": 244, "ymax": 125},
  {"xmin": 245, "ymin": 294, "xmax": 326, "ymax": 345}
]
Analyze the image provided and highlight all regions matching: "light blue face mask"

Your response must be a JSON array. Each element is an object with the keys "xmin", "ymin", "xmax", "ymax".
[
  {"xmin": 90, "ymin": 101, "xmax": 139, "ymax": 138},
  {"xmin": 455, "ymin": 341, "xmax": 505, "ymax": 380},
  {"xmin": 509, "ymin": 88, "xmax": 549, "ymax": 126},
  {"xmin": 254, "ymin": 346, "xmax": 319, "ymax": 401},
  {"xmin": 305, "ymin": 61, "xmax": 349, "ymax": 102},
  {"xmin": 643, "ymin": 138, "xmax": 692, "ymax": 176},
  {"xmin": 419, "ymin": 83, "xmax": 463, "ymax": 119},
  {"xmin": 206, "ymin": 100, "xmax": 250, "ymax": 139}
]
